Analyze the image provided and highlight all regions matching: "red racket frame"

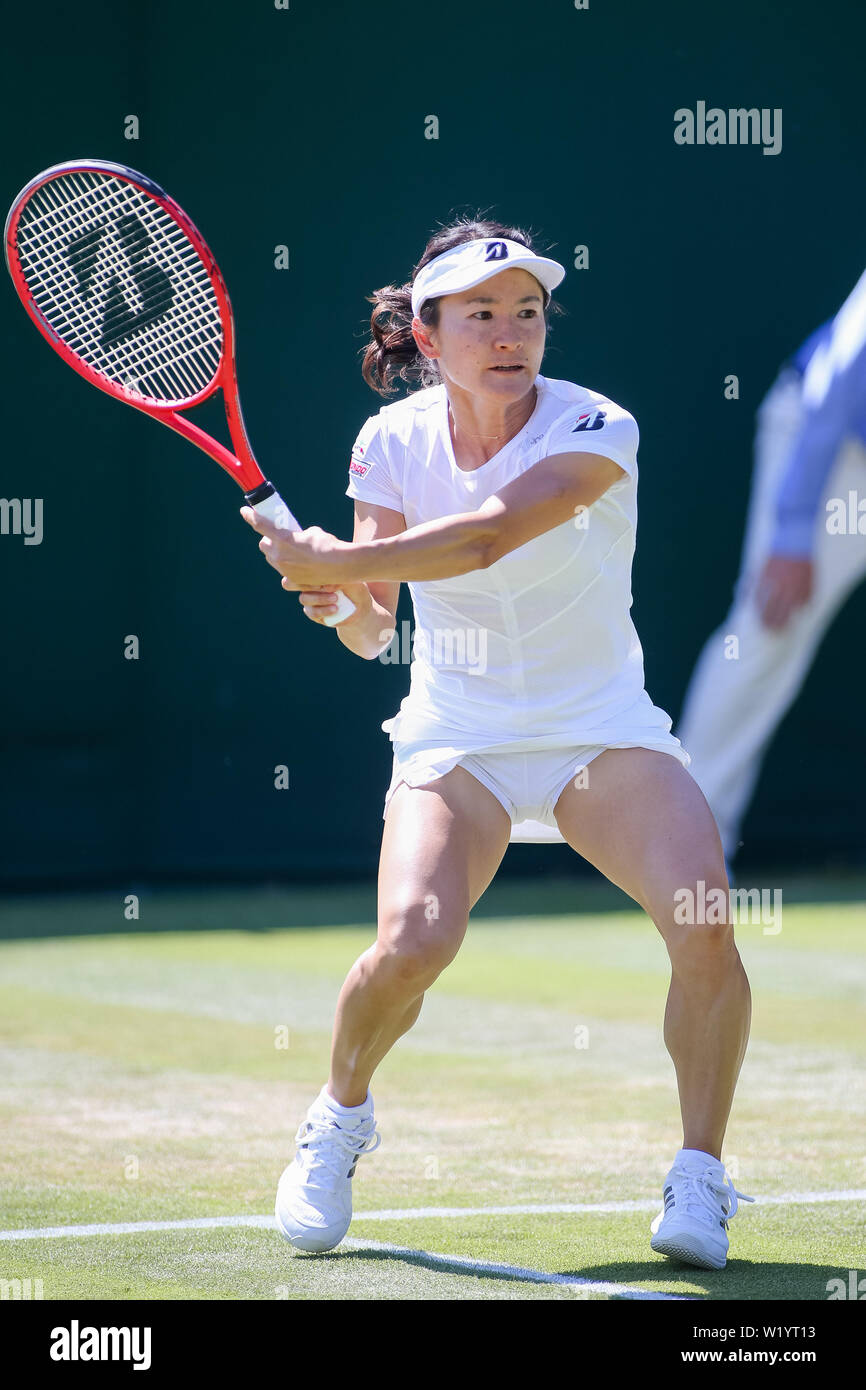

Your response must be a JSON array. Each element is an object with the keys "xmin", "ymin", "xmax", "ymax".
[
  {"xmin": 5, "ymin": 158, "xmax": 357, "ymax": 624},
  {"xmin": 5, "ymin": 158, "xmax": 265, "ymax": 495}
]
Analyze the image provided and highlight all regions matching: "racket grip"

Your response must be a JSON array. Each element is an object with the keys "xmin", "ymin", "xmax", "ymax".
[{"xmin": 245, "ymin": 483, "xmax": 356, "ymax": 627}]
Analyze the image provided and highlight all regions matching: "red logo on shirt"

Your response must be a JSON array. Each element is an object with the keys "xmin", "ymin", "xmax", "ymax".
[{"xmin": 349, "ymin": 457, "xmax": 371, "ymax": 477}]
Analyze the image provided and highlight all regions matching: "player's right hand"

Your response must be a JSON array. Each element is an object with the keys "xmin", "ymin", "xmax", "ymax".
[
  {"xmin": 299, "ymin": 582, "xmax": 371, "ymax": 626},
  {"xmin": 753, "ymin": 554, "xmax": 813, "ymax": 629}
]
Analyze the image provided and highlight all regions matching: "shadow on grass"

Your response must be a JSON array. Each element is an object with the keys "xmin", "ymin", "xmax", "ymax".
[
  {"xmin": 312, "ymin": 1245, "xmax": 845, "ymax": 1301},
  {"xmin": 1, "ymin": 871, "xmax": 864, "ymax": 942}
]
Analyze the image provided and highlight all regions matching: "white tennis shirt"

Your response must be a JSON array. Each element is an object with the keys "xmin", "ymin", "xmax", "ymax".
[{"xmin": 345, "ymin": 373, "xmax": 683, "ymax": 768}]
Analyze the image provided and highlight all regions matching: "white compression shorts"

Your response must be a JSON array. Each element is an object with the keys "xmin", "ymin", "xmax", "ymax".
[{"xmin": 383, "ymin": 740, "xmax": 691, "ymax": 841}]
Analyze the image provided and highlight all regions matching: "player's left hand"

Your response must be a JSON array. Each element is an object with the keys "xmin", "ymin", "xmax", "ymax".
[
  {"xmin": 240, "ymin": 507, "xmax": 355, "ymax": 589},
  {"xmin": 753, "ymin": 553, "xmax": 813, "ymax": 629}
]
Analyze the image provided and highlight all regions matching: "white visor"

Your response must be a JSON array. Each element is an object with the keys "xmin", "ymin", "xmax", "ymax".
[{"xmin": 410, "ymin": 237, "xmax": 566, "ymax": 320}]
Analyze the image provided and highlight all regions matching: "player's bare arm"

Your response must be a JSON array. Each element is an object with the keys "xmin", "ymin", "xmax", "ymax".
[
  {"xmin": 475, "ymin": 448, "xmax": 626, "ymax": 565},
  {"xmin": 242, "ymin": 447, "xmax": 625, "ymax": 586}
]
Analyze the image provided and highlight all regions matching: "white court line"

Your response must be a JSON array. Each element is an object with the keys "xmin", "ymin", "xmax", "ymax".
[
  {"xmin": 351, "ymin": 1189, "xmax": 866, "ymax": 1221},
  {"xmin": 1, "ymin": 1188, "xmax": 863, "ymax": 1242},
  {"xmin": 2, "ymin": 1191, "xmax": 863, "ymax": 1304},
  {"xmin": 0, "ymin": 1214, "xmax": 276, "ymax": 1240},
  {"xmin": 338, "ymin": 1236, "xmax": 691, "ymax": 1300},
  {"xmin": 0, "ymin": 1216, "xmax": 691, "ymax": 1301}
]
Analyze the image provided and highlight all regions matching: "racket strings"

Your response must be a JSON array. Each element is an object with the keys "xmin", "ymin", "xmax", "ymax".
[
  {"xmin": 21, "ymin": 196, "xmax": 217, "ymax": 403},
  {"xmin": 22, "ymin": 173, "xmax": 221, "ymax": 401},
  {"xmin": 14, "ymin": 170, "xmax": 223, "ymax": 404},
  {"xmin": 19, "ymin": 173, "xmax": 221, "ymax": 397},
  {"xmin": 35, "ymin": 182, "xmax": 213, "ymax": 354}
]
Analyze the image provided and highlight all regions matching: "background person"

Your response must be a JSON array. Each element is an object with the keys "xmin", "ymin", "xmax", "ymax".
[{"xmin": 677, "ymin": 271, "xmax": 866, "ymax": 871}]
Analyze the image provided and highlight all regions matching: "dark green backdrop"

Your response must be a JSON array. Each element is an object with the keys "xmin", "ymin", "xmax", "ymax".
[{"xmin": 2, "ymin": 0, "xmax": 864, "ymax": 887}]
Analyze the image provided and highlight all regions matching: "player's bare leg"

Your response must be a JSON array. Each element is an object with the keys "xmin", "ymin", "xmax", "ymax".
[
  {"xmin": 275, "ymin": 766, "xmax": 512, "ymax": 1250},
  {"xmin": 552, "ymin": 747, "xmax": 751, "ymax": 1159},
  {"xmin": 327, "ymin": 766, "xmax": 513, "ymax": 1107},
  {"xmin": 552, "ymin": 746, "xmax": 752, "ymax": 1268}
]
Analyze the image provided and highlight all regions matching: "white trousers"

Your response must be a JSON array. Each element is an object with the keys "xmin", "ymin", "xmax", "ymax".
[{"xmin": 676, "ymin": 371, "xmax": 866, "ymax": 860}]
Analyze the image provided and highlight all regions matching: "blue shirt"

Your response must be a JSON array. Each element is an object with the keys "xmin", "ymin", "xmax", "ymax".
[{"xmin": 772, "ymin": 269, "xmax": 866, "ymax": 555}]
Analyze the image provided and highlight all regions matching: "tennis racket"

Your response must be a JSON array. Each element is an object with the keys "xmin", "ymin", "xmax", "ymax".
[{"xmin": 4, "ymin": 157, "xmax": 356, "ymax": 625}]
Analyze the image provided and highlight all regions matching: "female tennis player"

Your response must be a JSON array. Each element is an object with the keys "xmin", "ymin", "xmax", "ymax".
[{"xmin": 241, "ymin": 218, "xmax": 753, "ymax": 1272}]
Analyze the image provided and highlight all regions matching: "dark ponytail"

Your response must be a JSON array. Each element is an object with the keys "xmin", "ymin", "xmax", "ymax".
[{"xmin": 361, "ymin": 214, "xmax": 562, "ymax": 397}]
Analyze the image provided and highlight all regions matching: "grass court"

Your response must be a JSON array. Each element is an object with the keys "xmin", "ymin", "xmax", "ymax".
[{"xmin": 1, "ymin": 874, "xmax": 864, "ymax": 1301}]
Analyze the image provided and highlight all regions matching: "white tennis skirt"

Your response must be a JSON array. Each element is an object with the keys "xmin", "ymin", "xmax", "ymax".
[{"xmin": 383, "ymin": 735, "xmax": 692, "ymax": 844}]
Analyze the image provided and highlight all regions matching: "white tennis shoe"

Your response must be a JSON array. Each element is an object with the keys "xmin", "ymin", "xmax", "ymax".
[
  {"xmin": 650, "ymin": 1152, "xmax": 754, "ymax": 1270},
  {"xmin": 275, "ymin": 1088, "xmax": 381, "ymax": 1253}
]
